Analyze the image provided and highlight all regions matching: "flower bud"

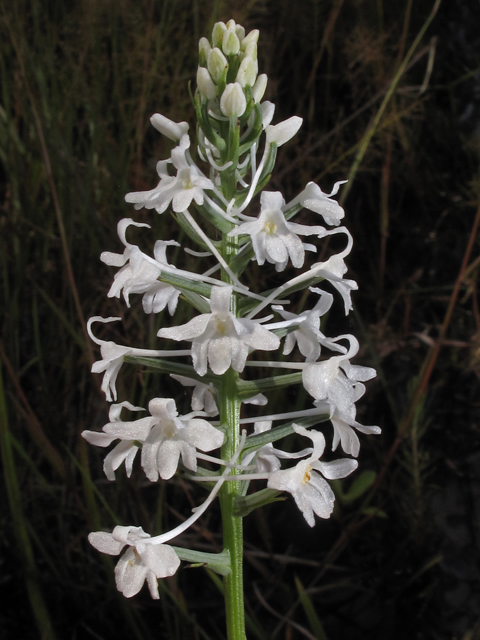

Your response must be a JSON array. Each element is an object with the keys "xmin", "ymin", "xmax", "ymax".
[
  {"xmin": 252, "ymin": 74, "xmax": 268, "ymax": 103},
  {"xmin": 197, "ymin": 67, "xmax": 217, "ymax": 99},
  {"xmin": 241, "ymin": 29, "xmax": 259, "ymax": 51},
  {"xmin": 150, "ymin": 114, "xmax": 189, "ymax": 141},
  {"xmin": 243, "ymin": 40, "xmax": 257, "ymax": 62},
  {"xmin": 212, "ymin": 22, "xmax": 226, "ymax": 49},
  {"xmin": 235, "ymin": 24, "xmax": 245, "ymax": 42},
  {"xmin": 220, "ymin": 83, "xmax": 247, "ymax": 118},
  {"xmin": 261, "ymin": 101, "xmax": 275, "ymax": 128},
  {"xmin": 266, "ymin": 116, "xmax": 303, "ymax": 146},
  {"xmin": 236, "ymin": 56, "xmax": 257, "ymax": 87},
  {"xmin": 198, "ymin": 37, "xmax": 211, "ymax": 67},
  {"xmin": 226, "ymin": 19, "xmax": 236, "ymax": 30},
  {"xmin": 207, "ymin": 47, "xmax": 228, "ymax": 83},
  {"xmin": 222, "ymin": 29, "xmax": 240, "ymax": 56}
]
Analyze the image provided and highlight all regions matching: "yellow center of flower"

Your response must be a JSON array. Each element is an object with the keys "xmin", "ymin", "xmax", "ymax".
[
  {"xmin": 216, "ymin": 317, "xmax": 228, "ymax": 335},
  {"xmin": 182, "ymin": 178, "xmax": 194, "ymax": 189},
  {"xmin": 263, "ymin": 221, "xmax": 277, "ymax": 235},
  {"xmin": 301, "ymin": 465, "xmax": 312, "ymax": 485},
  {"xmin": 163, "ymin": 420, "xmax": 177, "ymax": 439}
]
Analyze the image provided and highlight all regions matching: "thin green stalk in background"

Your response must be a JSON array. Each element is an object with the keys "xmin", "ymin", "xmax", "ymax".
[
  {"xmin": 339, "ymin": 0, "xmax": 442, "ymax": 204},
  {"xmin": 0, "ymin": 362, "xmax": 57, "ymax": 640}
]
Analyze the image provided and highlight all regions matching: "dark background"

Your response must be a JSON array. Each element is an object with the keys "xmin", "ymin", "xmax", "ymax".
[{"xmin": 1, "ymin": 0, "xmax": 479, "ymax": 638}]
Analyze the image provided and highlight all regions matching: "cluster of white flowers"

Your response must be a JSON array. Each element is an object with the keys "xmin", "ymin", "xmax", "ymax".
[{"xmin": 85, "ymin": 19, "xmax": 379, "ymax": 602}]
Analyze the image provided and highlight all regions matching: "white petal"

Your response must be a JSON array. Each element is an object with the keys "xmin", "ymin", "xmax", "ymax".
[
  {"xmin": 150, "ymin": 113, "xmax": 189, "ymax": 141},
  {"xmin": 139, "ymin": 543, "xmax": 180, "ymax": 578},
  {"xmin": 191, "ymin": 340, "xmax": 209, "ymax": 376},
  {"xmin": 156, "ymin": 440, "xmax": 182, "ymax": 480},
  {"xmin": 304, "ymin": 475, "xmax": 335, "ymax": 519},
  {"xmin": 115, "ymin": 548, "xmax": 147, "ymax": 598},
  {"xmin": 210, "ymin": 285, "xmax": 232, "ymax": 313},
  {"xmin": 104, "ymin": 416, "xmax": 155, "ymax": 441},
  {"xmin": 313, "ymin": 458, "xmax": 358, "ymax": 480},
  {"xmin": 302, "ymin": 359, "xmax": 341, "ymax": 400},
  {"xmin": 81, "ymin": 430, "xmax": 116, "ymax": 447},
  {"xmin": 208, "ymin": 336, "xmax": 233, "ymax": 374},
  {"xmin": 104, "ymin": 442, "xmax": 138, "ymax": 481},
  {"xmin": 183, "ymin": 420, "xmax": 224, "ymax": 450},
  {"xmin": 158, "ymin": 313, "xmax": 211, "ymax": 341},
  {"xmin": 266, "ymin": 116, "xmax": 302, "ymax": 146},
  {"xmin": 88, "ymin": 531, "xmax": 125, "ymax": 555}
]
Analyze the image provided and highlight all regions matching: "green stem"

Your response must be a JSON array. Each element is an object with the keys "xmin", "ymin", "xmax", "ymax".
[{"xmin": 219, "ymin": 233, "xmax": 247, "ymax": 639}]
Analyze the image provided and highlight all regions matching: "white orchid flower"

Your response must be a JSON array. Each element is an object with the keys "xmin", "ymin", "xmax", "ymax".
[
  {"xmin": 241, "ymin": 421, "xmax": 282, "ymax": 473},
  {"xmin": 297, "ymin": 180, "xmax": 346, "ymax": 226},
  {"xmin": 308, "ymin": 253, "xmax": 358, "ymax": 315},
  {"xmin": 87, "ymin": 317, "xmax": 190, "ymax": 402},
  {"xmin": 267, "ymin": 425, "xmax": 358, "ymax": 526},
  {"xmin": 170, "ymin": 374, "xmax": 219, "ymax": 416},
  {"xmin": 82, "ymin": 401, "xmax": 151, "ymax": 480},
  {"xmin": 241, "ymin": 421, "xmax": 312, "ymax": 474},
  {"xmin": 125, "ymin": 134, "xmax": 214, "ymax": 214},
  {"xmin": 271, "ymin": 289, "xmax": 345, "ymax": 362},
  {"xmin": 228, "ymin": 191, "xmax": 326, "ymax": 272},
  {"xmin": 329, "ymin": 405, "xmax": 381, "ymax": 458},
  {"xmin": 302, "ymin": 334, "xmax": 377, "ymax": 419},
  {"xmin": 141, "ymin": 398, "xmax": 224, "ymax": 481},
  {"xmin": 101, "ymin": 218, "xmax": 180, "ymax": 314},
  {"xmin": 88, "ymin": 525, "xmax": 180, "ymax": 599},
  {"xmin": 302, "ymin": 335, "xmax": 376, "ymax": 410},
  {"xmin": 158, "ymin": 285, "xmax": 280, "ymax": 376}
]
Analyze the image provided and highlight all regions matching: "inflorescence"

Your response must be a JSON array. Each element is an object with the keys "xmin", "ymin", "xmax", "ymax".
[{"xmin": 83, "ymin": 19, "xmax": 380, "ymax": 601}]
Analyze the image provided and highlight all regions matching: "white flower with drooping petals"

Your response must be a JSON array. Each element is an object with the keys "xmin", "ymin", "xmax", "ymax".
[
  {"xmin": 141, "ymin": 398, "xmax": 224, "ymax": 481},
  {"xmin": 242, "ymin": 421, "xmax": 282, "ymax": 473},
  {"xmin": 87, "ymin": 317, "xmax": 134, "ymax": 402},
  {"xmin": 87, "ymin": 317, "xmax": 191, "ymax": 403},
  {"xmin": 267, "ymin": 425, "xmax": 358, "ymax": 526},
  {"xmin": 272, "ymin": 289, "xmax": 346, "ymax": 362},
  {"xmin": 299, "ymin": 181, "xmax": 346, "ymax": 226},
  {"xmin": 308, "ymin": 252, "xmax": 358, "ymax": 315},
  {"xmin": 125, "ymin": 134, "xmax": 214, "ymax": 214},
  {"xmin": 170, "ymin": 374, "xmax": 219, "ymax": 416},
  {"xmin": 301, "ymin": 335, "xmax": 379, "ymax": 456},
  {"xmin": 82, "ymin": 401, "xmax": 150, "ymax": 480},
  {"xmin": 329, "ymin": 404, "xmax": 381, "ymax": 458},
  {"xmin": 242, "ymin": 422, "xmax": 314, "ymax": 473},
  {"xmin": 158, "ymin": 285, "xmax": 281, "ymax": 376},
  {"xmin": 88, "ymin": 525, "xmax": 180, "ymax": 599},
  {"xmin": 101, "ymin": 218, "xmax": 180, "ymax": 314},
  {"xmin": 302, "ymin": 335, "xmax": 376, "ymax": 414},
  {"xmin": 229, "ymin": 191, "xmax": 326, "ymax": 272}
]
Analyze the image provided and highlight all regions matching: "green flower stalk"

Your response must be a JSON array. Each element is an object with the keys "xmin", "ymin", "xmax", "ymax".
[{"xmin": 83, "ymin": 18, "xmax": 380, "ymax": 639}]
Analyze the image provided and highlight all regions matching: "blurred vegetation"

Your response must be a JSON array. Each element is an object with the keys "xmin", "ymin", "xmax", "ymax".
[{"xmin": 1, "ymin": 0, "xmax": 479, "ymax": 638}]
